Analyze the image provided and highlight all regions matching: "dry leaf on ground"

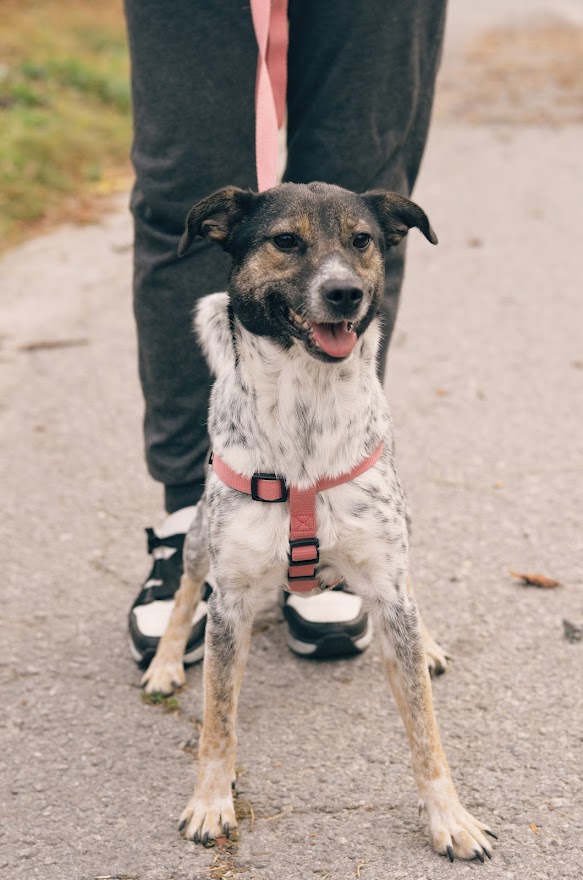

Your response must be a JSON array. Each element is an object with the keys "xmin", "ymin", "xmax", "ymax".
[{"xmin": 510, "ymin": 569, "xmax": 561, "ymax": 589}]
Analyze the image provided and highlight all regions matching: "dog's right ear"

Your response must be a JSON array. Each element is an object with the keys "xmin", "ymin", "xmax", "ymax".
[{"xmin": 178, "ymin": 186, "xmax": 255, "ymax": 256}]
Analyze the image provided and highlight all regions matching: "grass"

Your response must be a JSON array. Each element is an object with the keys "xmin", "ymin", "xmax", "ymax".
[
  {"xmin": 0, "ymin": 0, "xmax": 132, "ymax": 250},
  {"xmin": 140, "ymin": 691, "xmax": 182, "ymax": 714}
]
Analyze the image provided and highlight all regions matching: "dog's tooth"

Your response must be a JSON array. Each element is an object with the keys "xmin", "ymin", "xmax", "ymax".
[
  {"xmin": 286, "ymin": 307, "xmax": 313, "ymax": 338},
  {"xmin": 347, "ymin": 322, "xmax": 354, "ymax": 331}
]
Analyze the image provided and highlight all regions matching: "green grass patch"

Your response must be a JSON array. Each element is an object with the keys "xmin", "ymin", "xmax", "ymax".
[
  {"xmin": 0, "ymin": 0, "xmax": 132, "ymax": 249},
  {"xmin": 141, "ymin": 691, "xmax": 182, "ymax": 714}
]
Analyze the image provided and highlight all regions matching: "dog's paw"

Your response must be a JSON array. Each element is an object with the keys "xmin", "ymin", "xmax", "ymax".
[
  {"xmin": 179, "ymin": 794, "xmax": 237, "ymax": 844},
  {"xmin": 422, "ymin": 630, "xmax": 450, "ymax": 677},
  {"xmin": 141, "ymin": 658, "xmax": 186, "ymax": 696},
  {"xmin": 421, "ymin": 796, "xmax": 496, "ymax": 862}
]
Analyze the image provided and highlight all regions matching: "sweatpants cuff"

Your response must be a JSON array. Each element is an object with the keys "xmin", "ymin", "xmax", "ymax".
[{"xmin": 164, "ymin": 481, "xmax": 205, "ymax": 514}]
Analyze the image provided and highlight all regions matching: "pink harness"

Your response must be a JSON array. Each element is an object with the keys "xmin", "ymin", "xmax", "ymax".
[{"xmin": 211, "ymin": 445, "xmax": 384, "ymax": 592}]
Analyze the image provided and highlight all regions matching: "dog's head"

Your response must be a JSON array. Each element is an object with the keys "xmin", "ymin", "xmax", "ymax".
[{"xmin": 179, "ymin": 182, "xmax": 437, "ymax": 363}]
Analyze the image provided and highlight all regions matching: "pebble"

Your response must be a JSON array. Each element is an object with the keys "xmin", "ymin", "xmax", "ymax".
[{"xmin": 563, "ymin": 618, "xmax": 583, "ymax": 642}]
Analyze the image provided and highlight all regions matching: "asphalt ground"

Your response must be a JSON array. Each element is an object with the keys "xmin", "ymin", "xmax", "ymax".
[{"xmin": 1, "ymin": 2, "xmax": 582, "ymax": 878}]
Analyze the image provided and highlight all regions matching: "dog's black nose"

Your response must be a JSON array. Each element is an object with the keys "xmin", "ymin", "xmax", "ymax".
[{"xmin": 321, "ymin": 281, "xmax": 363, "ymax": 315}]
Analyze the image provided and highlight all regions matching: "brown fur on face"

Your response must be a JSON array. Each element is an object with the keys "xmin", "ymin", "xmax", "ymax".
[{"xmin": 233, "ymin": 244, "xmax": 301, "ymax": 303}]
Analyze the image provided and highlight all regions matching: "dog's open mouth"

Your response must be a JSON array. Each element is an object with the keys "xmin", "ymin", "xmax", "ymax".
[{"xmin": 286, "ymin": 307, "xmax": 358, "ymax": 359}]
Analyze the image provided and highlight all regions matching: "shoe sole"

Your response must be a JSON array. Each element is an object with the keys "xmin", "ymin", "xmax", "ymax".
[
  {"xmin": 128, "ymin": 637, "xmax": 205, "ymax": 669},
  {"xmin": 286, "ymin": 618, "xmax": 373, "ymax": 659}
]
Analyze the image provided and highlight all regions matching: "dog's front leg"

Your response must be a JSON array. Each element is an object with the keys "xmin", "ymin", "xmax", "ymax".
[
  {"xmin": 141, "ymin": 502, "xmax": 209, "ymax": 695},
  {"xmin": 141, "ymin": 571, "xmax": 204, "ymax": 695},
  {"xmin": 374, "ymin": 588, "xmax": 496, "ymax": 861},
  {"xmin": 180, "ymin": 587, "xmax": 253, "ymax": 843}
]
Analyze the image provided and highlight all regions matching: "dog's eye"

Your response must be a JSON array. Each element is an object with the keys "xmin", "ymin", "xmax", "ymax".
[
  {"xmin": 353, "ymin": 233, "xmax": 371, "ymax": 250},
  {"xmin": 273, "ymin": 234, "xmax": 298, "ymax": 251}
]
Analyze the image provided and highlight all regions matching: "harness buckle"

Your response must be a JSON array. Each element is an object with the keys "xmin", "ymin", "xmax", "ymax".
[
  {"xmin": 251, "ymin": 472, "xmax": 288, "ymax": 503},
  {"xmin": 288, "ymin": 537, "xmax": 320, "ymax": 567}
]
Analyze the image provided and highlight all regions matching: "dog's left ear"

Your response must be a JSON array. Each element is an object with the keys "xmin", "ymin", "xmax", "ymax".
[
  {"xmin": 362, "ymin": 191, "xmax": 438, "ymax": 247},
  {"xmin": 178, "ymin": 186, "xmax": 255, "ymax": 256}
]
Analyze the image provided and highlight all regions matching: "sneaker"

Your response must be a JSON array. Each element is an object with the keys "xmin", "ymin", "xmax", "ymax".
[
  {"xmin": 130, "ymin": 508, "xmax": 370, "ymax": 665},
  {"xmin": 283, "ymin": 585, "xmax": 372, "ymax": 658},
  {"xmin": 128, "ymin": 506, "xmax": 210, "ymax": 669}
]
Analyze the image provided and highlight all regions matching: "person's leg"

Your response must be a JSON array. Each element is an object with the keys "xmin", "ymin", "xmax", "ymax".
[
  {"xmin": 282, "ymin": 0, "xmax": 446, "ymax": 658},
  {"xmin": 285, "ymin": 0, "xmax": 447, "ymax": 377},
  {"xmin": 124, "ymin": 0, "xmax": 258, "ymax": 512},
  {"xmin": 124, "ymin": 1, "xmax": 258, "ymax": 665}
]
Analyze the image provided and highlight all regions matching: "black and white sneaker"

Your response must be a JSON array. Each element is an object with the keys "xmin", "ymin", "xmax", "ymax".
[
  {"xmin": 128, "ymin": 506, "xmax": 210, "ymax": 669},
  {"xmin": 130, "ymin": 507, "xmax": 371, "ymax": 664},
  {"xmin": 283, "ymin": 586, "xmax": 372, "ymax": 659}
]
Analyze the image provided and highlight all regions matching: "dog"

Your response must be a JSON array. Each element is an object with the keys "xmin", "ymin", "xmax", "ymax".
[{"xmin": 140, "ymin": 182, "xmax": 495, "ymax": 861}]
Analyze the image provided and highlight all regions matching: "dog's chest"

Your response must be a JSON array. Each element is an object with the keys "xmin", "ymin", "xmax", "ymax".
[
  {"xmin": 208, "ymin": 324, "xmax": 390, "ymax": 486},
  {"xmin": 206, "ymin": 452, "xmax": 405, "ymax": 588},
  {"xmin": 198, "ymin": 293, "xmax": 405, "ymax": 583}
]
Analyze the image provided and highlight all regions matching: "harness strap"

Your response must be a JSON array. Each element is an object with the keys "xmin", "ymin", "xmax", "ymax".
[{"xmin": 210, "ymin": 444, "xmax": 384, "ymax": 593}]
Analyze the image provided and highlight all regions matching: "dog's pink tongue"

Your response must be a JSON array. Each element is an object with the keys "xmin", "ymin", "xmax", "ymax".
[
  {"xmin": 312, "ymin": 321, "xmax": 358, "ymax": 357},
  {"xmin": 311, "ymin": 321, "xmax": 358, "ymax": 358}
]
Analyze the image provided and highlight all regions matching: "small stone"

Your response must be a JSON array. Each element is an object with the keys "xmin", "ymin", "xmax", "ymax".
[{"xmin": 563, "ymin": 618, "xmax": 583, "ymax": 642}]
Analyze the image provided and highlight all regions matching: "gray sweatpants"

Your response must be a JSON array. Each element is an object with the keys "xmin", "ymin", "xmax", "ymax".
[{"xmin": 124, "ymin": 0, "xmax": 446, "ymax": 513}]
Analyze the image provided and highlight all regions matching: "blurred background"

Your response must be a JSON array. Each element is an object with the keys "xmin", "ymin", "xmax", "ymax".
[
  {"xmin": 1, "ymin": 0, "xmax": 131, "ymax": 250},
  {"xmin": 1, "ymin": 0, "xmax": 582, "ymax": 251}
]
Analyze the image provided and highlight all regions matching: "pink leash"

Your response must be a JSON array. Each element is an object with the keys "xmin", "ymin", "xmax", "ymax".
[
  {"xmin": 211, "ymin": 445, "xmax": 384, "ymax": 593},
  {"xmin": 250, "ymin": 0, "xmax": 289, "ymax": 193}
]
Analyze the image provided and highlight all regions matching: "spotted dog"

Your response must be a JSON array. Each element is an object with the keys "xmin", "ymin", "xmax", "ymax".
[{"xmin": 141, "ymin": 182, "xmax": 496, "ymax": 861}]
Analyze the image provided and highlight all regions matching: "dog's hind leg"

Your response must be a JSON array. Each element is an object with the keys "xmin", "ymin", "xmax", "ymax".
[
  {"xmin": 406, "ymin": 577, "xmax": 449, "ymax": 677},
  {"xmin": 179, "ymin": 585, "xmax": 253, "ymax": 843},
  {"xmin": 373, "ymin": 583, "xmax": 495, "ymax": 861},
  {"xmin": 141, "ymin": 503, "xmax": 209, "ymax": 696}
]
